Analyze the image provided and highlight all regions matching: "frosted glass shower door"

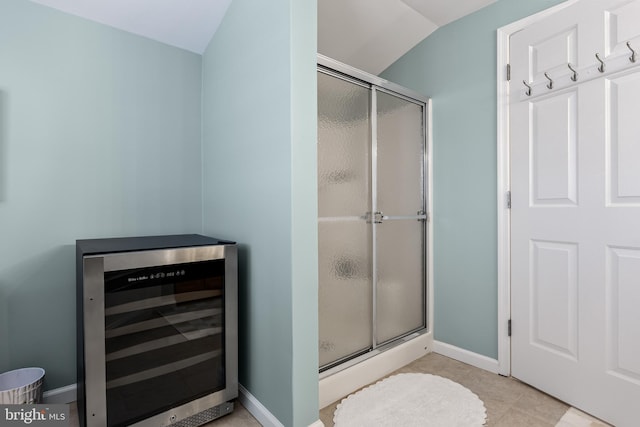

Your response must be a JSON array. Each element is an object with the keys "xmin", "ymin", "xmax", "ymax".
[
  {"xmin": 318, "ymin": 63, "xmax": 428, "ymax": 371},
  {"xmin": 318, "ymin": 71, "xmax": 373, "ymax": 367},
  {"xmin": 374, "ymin": 90, "xmax": 426, "ymax": 345}
]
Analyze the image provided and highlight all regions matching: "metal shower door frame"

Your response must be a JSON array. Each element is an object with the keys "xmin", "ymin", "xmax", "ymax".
[{"xmin": 318, "ymin": 54, "xmax": 430, "ymax": 371}]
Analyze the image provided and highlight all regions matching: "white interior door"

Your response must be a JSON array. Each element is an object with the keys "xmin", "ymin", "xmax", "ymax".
[{"xmin": 509, "ymin": 1, "xmax": 640, "ymax": 426}]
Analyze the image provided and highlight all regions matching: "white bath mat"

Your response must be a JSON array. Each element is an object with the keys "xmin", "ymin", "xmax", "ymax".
[{"xmin": 333, "ymin": 373, "xmax": 487, "ymax": 427}]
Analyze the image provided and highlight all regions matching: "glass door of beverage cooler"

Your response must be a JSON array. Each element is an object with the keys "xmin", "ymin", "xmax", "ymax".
[{"xmin": 103, "ymin": 259, "xmax": 226, "ymax": 426}]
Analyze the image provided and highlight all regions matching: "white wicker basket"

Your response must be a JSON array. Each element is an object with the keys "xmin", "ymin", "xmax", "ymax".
[{"xmin": 0, "ymin": 367, "xmax": 45, "ymax": 404}]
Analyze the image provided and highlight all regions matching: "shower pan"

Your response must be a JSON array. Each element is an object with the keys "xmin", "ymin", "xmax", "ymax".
[{"xmin": 317, "ymin": 54, "xmax": 432, "ymax": 393}]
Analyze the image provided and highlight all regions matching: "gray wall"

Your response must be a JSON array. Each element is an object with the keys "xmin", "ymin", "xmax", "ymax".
[
  {"xmin": 201, "ymin": 1, "xmax": 318, "ymax": 426},
  {"xmin": 0, "ymin": 1, "xmax": 320, "ymax": 425},
  {"xmin": 381, "ymin": 0, "xmax": 565, "ymax": 359},
  {"xmin": 0, "ymin": 0, "xmax": 203, "ymax": 389}
]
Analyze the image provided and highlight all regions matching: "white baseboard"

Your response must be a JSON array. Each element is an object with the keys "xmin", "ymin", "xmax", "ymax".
[
  {"xmin": 45, "ymin": 382, "xmax": 323, "ymax": 427},
  {"xmin": 238, "ymin": 384, "xmax": 284, "ymax": 427},
  {"xmin": 432, "ymin": 340, "xmax": 500, "ymax": 374},
  {"xmin": 239, "ymin": 385, "xmax": 322, "ymax": 427},
  {"xmin": 319, "ymin": 332, "xmax": 432, "ymax": 409},
  {"xmin": 43, "ymin": 383, "xmax": 77, "ymax": 404}
]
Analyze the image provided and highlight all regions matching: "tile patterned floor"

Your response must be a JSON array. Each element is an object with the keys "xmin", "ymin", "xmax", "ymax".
[
  {"xmin": 321, "ymin": 352, "xmax": 579, "ymax": 427},
  {"xmin": 68, "ymin": 352, "xmax": 611, "ymax": 426},
  {"xmin": 555, "ymin": 408, "xmax": 612, "ymax": 427}
]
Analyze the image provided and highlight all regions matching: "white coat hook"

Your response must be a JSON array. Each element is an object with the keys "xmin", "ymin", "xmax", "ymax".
[
  {"xmin": 595, "ymin": 53, "xmax": 605, "ymax": 73},
  {"xmin": 544, "ymin": 72, "xmax": 553, "ymax": 89},
  {"xmin": 627, "ymin": 42, "xmax": 636, "ymax": 63},
  {"xmin": 568, "ymin": 63, "xmax": 578, "ymax": 81},
  {"xmin": 523, "ymin": 80, "xmax": 532, "ymax": 96}
]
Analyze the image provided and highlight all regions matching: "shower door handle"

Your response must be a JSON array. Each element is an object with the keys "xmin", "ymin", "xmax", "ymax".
[
  {"xmin": 364, "ymin": 212, "xmax": 384, "ymax": 224},
  {"xmin": 375, "ymin": 211, "xmax": 428, "ymax": 221}
]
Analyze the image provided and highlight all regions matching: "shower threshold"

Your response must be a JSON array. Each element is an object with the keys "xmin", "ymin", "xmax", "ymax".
[{"xmin": 319, "ymin": 330, "xmax": 432, "ymax": 408}]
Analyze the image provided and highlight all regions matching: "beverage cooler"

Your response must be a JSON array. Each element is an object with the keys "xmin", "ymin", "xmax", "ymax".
[{"xmin": 76, "ymin": 234, "xmax": 237, "ymax": 427}]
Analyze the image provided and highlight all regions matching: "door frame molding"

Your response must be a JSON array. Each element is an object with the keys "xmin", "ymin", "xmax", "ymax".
[{"xmin": 495, "ymin": 0, "xmax": 581, "ymax": 376}]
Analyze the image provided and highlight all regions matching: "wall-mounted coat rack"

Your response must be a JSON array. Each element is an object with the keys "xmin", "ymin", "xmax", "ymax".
[{"xmin": 520, "ymin": 41, "xmax": 640, "ymax": 100}]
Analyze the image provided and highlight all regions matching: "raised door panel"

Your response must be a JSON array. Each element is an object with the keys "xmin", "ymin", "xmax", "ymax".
[
  {"xmin": 606, "ymin": 71, "xmax": 640, "ymax": 205},
  {"xmin": 604, "ymin": 1, "xmax": 640, "ymax": 57},
  {"xmin": 529, "ymin": 27, "xmax": 578, "ymax": 81},
  {"xmin": 606, "ymin": 247, "xmax": 640, "ymax": 384},
  {"xmin": 529, "ymin": 240, "xmax": 579, "ymax": 360},
  {"xmin": 530, "ymin": 92, "xmax": 578, "ymax": 206}
]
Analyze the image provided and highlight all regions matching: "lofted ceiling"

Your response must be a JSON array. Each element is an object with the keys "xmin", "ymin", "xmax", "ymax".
[
  {"xmin": 29, "ymin": 0, "xmax": 233, "ymax": 54},
  {"xmin": 29, "ymin": 0, "xmax": 495, "ymax": 73},
  {"xmin": 318, "ymin": 0, "xmax": 496, "ymax": 74}
]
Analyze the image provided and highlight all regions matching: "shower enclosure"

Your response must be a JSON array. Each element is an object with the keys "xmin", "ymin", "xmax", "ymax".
[{"xmin": 318, "ymin": 55, "xmax": 430, "ymax": 374}]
